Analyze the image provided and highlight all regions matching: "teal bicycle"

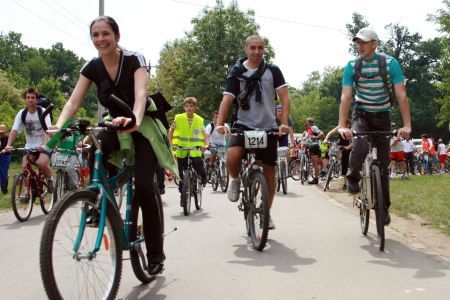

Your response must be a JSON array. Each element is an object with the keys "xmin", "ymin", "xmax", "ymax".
[{"xmin": 40, "ymin": 99, "xmax": 165, "ymax": 299}]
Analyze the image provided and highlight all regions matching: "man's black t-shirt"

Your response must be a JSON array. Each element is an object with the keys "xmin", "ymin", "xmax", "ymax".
[{"xmin": 81, "ymin": 48, "xmax": 146, "ymax": 117}]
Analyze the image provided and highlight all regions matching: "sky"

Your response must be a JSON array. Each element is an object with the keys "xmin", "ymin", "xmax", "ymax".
[{"xmin": 1, "ymin": 0, "xmax": 446, "ymax": 89}]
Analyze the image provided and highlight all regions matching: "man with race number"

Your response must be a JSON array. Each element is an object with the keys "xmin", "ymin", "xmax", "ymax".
[{"xmin": 216, "ymin": 34, "xmax": 291, "ymax": 230}]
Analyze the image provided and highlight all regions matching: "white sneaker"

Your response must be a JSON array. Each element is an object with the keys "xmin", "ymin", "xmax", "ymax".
[
  {"xmin": 390, "ymin": 173, "xmax": 396, "ymax": 179},
  {"xmin": 268, "ymin": 217, "xmax": 276, "ymax": 230},
  {"xmin": 227, "ymin": 179, "xmax": 241, "ymax": 202}
]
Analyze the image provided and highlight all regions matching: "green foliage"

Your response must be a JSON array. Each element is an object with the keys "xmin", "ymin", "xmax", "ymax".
[{"xmin": 345, "ymin": 12, "xmax": 370, "ymax": 56}]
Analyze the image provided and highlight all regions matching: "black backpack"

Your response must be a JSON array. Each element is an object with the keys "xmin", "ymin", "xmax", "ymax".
[
  {"xmin": 21, "ymin": 95, "xmax": 53, "ymax": 124},
  {"xmin": 353, "ymin": 54, "xmax": 395, "ymax": 106}
]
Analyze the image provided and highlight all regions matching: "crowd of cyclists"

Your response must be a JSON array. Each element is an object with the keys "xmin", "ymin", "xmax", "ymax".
[{"xmin": 4, "ymin": 15, "xmax": 450, "ymax": 297}]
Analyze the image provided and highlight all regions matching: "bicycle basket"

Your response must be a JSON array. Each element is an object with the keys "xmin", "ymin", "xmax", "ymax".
[
  {"xmin": 329, "ymin": 145, "xmax": 342, "ymax": 159},
  {"xmin": 217, "ymin": 147, "xmax": 227, "ymax": 157},
  {"xmin": 51, "ymin": 152, "xmax": 77, "ymax": 169}
]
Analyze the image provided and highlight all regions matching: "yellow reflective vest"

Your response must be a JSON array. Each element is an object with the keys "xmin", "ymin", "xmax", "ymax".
[{"xmin": 172, "ymin": 113, "xmax": 205, "ymax": 158}]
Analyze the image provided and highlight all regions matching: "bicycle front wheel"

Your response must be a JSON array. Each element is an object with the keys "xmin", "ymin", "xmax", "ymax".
[
  {"xmin": 247, "ymin": 171, "xmax": 270, "ymax": 251},
  {"xmin": 289, "ymin": 159, "xmax": 301, "ymax": 181},
  {"xmin": 372, "ymin": 166, "xmax": 385, "ymax": 251},
  {"xmin": 211, "ymin": 168, "xmax": 219, "ymax": 191},
  {"xmin": 182, "ymin": 170, "xmax": 192, "ymax": 216},
  {"xmin": 11, "ymin": 173, "xmax": 33, "ymax": 222},
  {"xmin": 323, "ymin": 160, "xmax": 335, "ymax": 191},
  {"xmin": 40, "ymin": 190, "xmax": 122, "ymax": 300},
  {"xmin": 359, "ymin": 172, "xmax": 370, "ymax": 235},
  {"xmin": 280, "ymin": 161, "xmax": 288, "ymax": 194},
  {"xmin": 219, "ymin": 162, "xmax": 229, "ymax": 192},
  {"xmin": 194, "ymin": 175, "xmax": 202, "ymax": 210}
]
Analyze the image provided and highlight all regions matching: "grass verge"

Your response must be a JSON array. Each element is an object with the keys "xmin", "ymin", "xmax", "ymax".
[
  {"xmin": 390, "ymin": 173, "xmax": 450, "ymax": 236},
  {"xmin": 0, "ymin": 162, "xmax": 24, "ymax": 210}
]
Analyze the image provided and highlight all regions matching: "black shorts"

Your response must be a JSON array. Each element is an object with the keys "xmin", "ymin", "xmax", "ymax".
[
  {"xmin": 229, "ymin": 134, "xmax": 278, "ymax": 166},
  {"xmin": 308, "ymin": 144, "xmax": 321, "ymax": 156}
]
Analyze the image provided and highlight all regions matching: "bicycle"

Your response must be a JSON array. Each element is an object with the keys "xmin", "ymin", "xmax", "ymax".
[
  {"xmin": 174, "ymin": 146, "xmax": 204, "ymax": 216},
  {"xmin": 299, "ymin": 141, "xmax": 313, "ymax": 185},
  {"xmin": 40, "ymin": 98, "xmax": 166, "ymax": 299},
  {"xmin": 288, "ymin": 142, "xmax": 302, "ymax": 181},
  {"xmin": 209, "ymin": 146, "xmax": 229, "ymax": 192},
  {"xmin": 353, "ymin": 130, "xmax": 394, "ymax": 252},
  {"xmin": 52, "ymin": 145, "xmax": 90, "ymax": 203},
  {"xmin": 10, "ymin": 148, "xmax": 56, "ymax": 222},
  {"xmin": 323, "ymin": 141, "xmax": 342, "ymax": 191},
  {"xmin": 233, "ymin": 128, "xmax": 279, "ymax": 251},
  {"xmin": 276, "ymin": 146, "xmax": 289, "ymax": 194}
]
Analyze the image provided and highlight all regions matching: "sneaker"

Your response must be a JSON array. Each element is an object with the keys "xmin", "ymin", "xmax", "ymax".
[
  {"xmin": 2, "ymin": 189, "xmax": 7, "ymax": 195},
  {"xmin": 201, "ymin": 176, "xmax": 207, "ymax": 187},
  {"xmin": 227, "ymin": 179, "xmax": 241, "ymax": 202},
  {"xmin": 342, "ymin": 184, "xmax": 347, "ymax": 191},
  {"xmin": 319, "ymin": 170, "xmax": 327, "ymax": 178},
  {"xmin": 47, "ymin": 179, "xmax": 55, "ymax": 193},
  {"xmin": 384, "ymin": 210, "xmax": 391, "ymax": 226},
  {"xmin": 147, "ymin": 262, "xmax": 164, "ymax": 275},
  {"xmin": 159, "ymin": 187, "xmax": 165, "ymax": 195},
  {"xmin": 268, "ymin": 217, "xmax": 276, "ymax": 230},
  {"xmin": 308, "ymin": 178, "xmax": 319, "ymax": 184},
  {"xmin": 347, "ymin": 180, "xmax": 360, "ymax": 194},
  {"xmin": 85, "ymin": 208, "xmax": 100, "ymax": 227},
  {"xmin": 389, "ymin": 173, "xmax": 396, "ymax": 179}
]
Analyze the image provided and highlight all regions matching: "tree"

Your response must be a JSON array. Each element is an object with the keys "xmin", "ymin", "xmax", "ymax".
[
  {"xmin": 155, "ymin": 0, "xmax": 274, "ymax": 118},
  {"xmin": 345, "ymin": 12, "xmax": 370, "ymax": 55},
  {"xmin": 429, "ymin": 0, "xmax": 450, "ymax": 128}
]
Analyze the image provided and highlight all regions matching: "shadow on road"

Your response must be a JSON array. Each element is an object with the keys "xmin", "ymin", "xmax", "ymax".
[
  {"xmin": 171, "ymin": 209, "xmax": 211, "ymax": 222},
  {"xmin": 276, "ymin": 191, "xmax": 304, "ymax": 199},
  {"xmin": 228, "ymin": 239, "xmax": 316, "ymax": 273},
  {"xmin": 119, "ymin": 276, "xmax": 175, "ymax": 300},
  {"xmin": 1, "ymin": 214, "xmax": 47, "ymax": 229},
  {"xmin": 361, "ymin": 234, "xmax": 450, "ymax": 279}
]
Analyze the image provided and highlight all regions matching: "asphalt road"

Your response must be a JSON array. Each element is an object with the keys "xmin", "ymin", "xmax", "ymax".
[{"xmin": 0, "ymin": 179, "xmax": 449, "ymax": 300}]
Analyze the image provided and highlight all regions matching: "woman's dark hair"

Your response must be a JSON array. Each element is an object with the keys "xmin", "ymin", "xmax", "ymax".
[
  {"xmin": 421, "ymin": 134, "xmax": 428, "ymax": 139},
  {"xmin": 89, "ymin": 16, "xmax": 120, "ymax": 35}
]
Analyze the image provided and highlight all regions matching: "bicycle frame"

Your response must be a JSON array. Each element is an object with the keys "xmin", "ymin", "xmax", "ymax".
[{"xmin": 71, "ymin": 132, "xmax": 136, "ymax": 256}]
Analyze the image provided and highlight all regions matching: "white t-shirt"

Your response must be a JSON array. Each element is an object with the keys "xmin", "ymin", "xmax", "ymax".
[
  {"xmin": 205, "ymin": 122, "xmax": 229, "ymax": 146},
  {"xmin": 402, "ymin": 140, "xmax": 415, "ymax": 153},
  {"xmin": 12, "ymin": 108, "xmax": 51, "ymax": 148},
  {"xmin": 438, "ymin": 143, "xmax": 446, "ymax": 155}
]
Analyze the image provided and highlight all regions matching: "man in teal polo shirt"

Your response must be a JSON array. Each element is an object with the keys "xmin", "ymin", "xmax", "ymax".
[{"xmin": 338, "ymin": 27, "xmax": 411, "ymax": 225}]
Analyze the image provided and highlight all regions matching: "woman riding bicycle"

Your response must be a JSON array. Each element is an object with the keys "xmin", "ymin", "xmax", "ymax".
[{"xmin": 53, "ymin": 16, "xmax": 176, "ymax": 275}]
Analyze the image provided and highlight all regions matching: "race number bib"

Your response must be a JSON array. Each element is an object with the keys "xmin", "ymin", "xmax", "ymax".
[{"xmin": 244, "ymin": 131, "xmax": 267, "ymax": 149}]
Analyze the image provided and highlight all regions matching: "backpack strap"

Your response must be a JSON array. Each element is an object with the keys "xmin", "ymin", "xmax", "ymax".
[
  {"xmin": 377, "ymin": 54, "xmax": 395, "ymax": 106},
  {"xmin": 353, "ymin": 57, "xmax": 363, "ymax": 84},
  {"xmin": 209, "ymin": 121, "xmax": 215, "ymax": 134}
]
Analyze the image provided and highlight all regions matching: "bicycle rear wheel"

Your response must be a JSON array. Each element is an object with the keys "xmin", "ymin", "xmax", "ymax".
[
  {"xmin": 40, "ymin": 175, "xmax": 55, "ymax": 214},
  {"xmin": 11, "ymin": 173, "xmax": 33, "ymax": 222},
  {"xmin": 372, "ymin": 166, "xmax": 385, "ymax": 251},
  {"xmin": 289, "ymin": 159, "xmax": 301, "ymax": 181},
  {"xmin": 129, "ymin": 185, "xmax": 164, "ymax": 283},
  {"xmin": 247, "ymin": 172, "xmax": 270, "ymax": 251},
  {"xmin": 40, "ymin": 190, "xmax": 122, "ymax": 300},
  {"xmin": 182, "ymin": 170, "xmax": 192, "ymax": 216},
  {"xmin": 300, "ymin": 157, "xmax": 307, "ymax": 185}
]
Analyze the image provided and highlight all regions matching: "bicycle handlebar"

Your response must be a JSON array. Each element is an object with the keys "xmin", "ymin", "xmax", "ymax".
[{"xmin": 39, "ymin": 103, "xmax": 55, "ymax": 132}]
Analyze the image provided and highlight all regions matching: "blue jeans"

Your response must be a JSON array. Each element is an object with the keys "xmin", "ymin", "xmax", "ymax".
[{"xmin": 0, "ymin": 154, "xmax": 11, "ymax": 193}]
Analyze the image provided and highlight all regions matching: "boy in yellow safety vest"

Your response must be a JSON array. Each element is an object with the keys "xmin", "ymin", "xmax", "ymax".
[{"xmin": 168, "ymin": 97, "xmax": 209, "ymax": 206}]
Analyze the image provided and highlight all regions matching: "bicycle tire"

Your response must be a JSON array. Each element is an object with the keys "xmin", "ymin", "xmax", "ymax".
[
  {"xmin": 40, "ymin": 175, "xmax": 55, "ymax": 215},
  {"xmin": 280, "ymin": 160, "xmax": 288, "ymax": 194},
  {"xmin": 323, "ymin": 160, "xmax": 335, "ymax": 191},
  {"xmin": 247, "ymin": 171, "xmax": 270, "ymax": 251},
  {"xmin": 211, "ymin": 168, "xmax": 219, "ymax": 191},
  {"xmin": 11, "ymin": 173, "xmax": 33, "ymax": 222},
  {"xmin": 300, "ymin": 157, "xmax": 307, "ymax": 185},
  {"xmin": 40, "ymin": 190, "xmax": 122, "ymax": 300},
  {"xmin": 219, "ymin": 162, "xmax": 229, "ymax": 192},
  {"xmin": 54, "ymin": 170, "xmax": 66, "ymax": 204},
  {"xmin": 129, "ymin": 183, "xmax": 164, "ymax": 283},
  {"xmin": 276, "ymin": 164, "xmax": 281, "ymax": 192},
  {"xmin": 372, "ymin": 165, "xmax": 385, "ymax": 251},
  {"xmin": 289, "ymin": 159, "xmax": 301, "ymax": 181},
  {"xmin": 359, "ymin": 168, "xmax": 370, "ymax": 235},
  {"xmin": 194, "ymin": 175, "xmax": 202, "ymax": 210},
  {"xmin": 182, "ymin": 170, "xmax": 192, "ymax": 216}
]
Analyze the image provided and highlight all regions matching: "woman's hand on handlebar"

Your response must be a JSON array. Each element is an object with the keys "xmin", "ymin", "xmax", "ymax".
[
  {"xmin": 112, "ymin": 116, "xmax": 138, "ymax": 133},
  {"xmin": 278, "ymin": 124, "xmax": 290, "ymax": 134},
  {"xmin": 216, "ymin": 125, "xmax": 230, "ymax": 135}
]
